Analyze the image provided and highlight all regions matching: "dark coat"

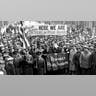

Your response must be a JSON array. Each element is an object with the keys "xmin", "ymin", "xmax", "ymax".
[
  {"xmin": 89, "ymin": 51, "xmax": 96, "ymax": 74},
  {"xmin": 73, "ymin": 51, "xmax": 81, "ymax": 74},
  {"xmin": 89, "ymin": 52, "xmax": 96, "ymax": 67},
  {"xmin": 73, "ymin": 52, "xmax": 81, "ymax": 66},
  {"xmin": 14, "ymin": 58, "xmax": 23, "ymax": 75},
  {"xmin": 36, "ymin": 56, "xmax": 46, "ymax": 75},
  {"xmin": 5, "ymin": 63, "xmax": 16, "ymax": 75}
]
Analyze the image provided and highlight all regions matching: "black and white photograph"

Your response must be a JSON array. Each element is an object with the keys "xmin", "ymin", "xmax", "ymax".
[{"xmin": 0, "ymin": 21, "xmax": 96, "ymax": 75}]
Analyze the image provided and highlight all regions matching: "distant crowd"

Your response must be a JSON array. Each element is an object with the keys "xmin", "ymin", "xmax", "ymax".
[{"xmin": 0, "ymin": 21, "xmax": 95, "ymax": 75}]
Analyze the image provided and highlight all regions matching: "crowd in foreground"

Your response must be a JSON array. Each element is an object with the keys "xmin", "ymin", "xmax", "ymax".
[{"xmin": 0, "ymin": 21, "xmax": 96, "ymax": 75}]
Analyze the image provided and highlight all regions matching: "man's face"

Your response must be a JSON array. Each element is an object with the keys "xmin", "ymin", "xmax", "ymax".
[
  {"xmin": 8, "ymin": 60, "xmax": 13, "ymax": 64},
  {"xmin": 84, "ymin": 48, "xmax": 88, "ymax": 52},
  {"xmin": 90, "ymin": 49, "xmax": 93, "ymax": 52},
  {"xmin": 77, "ymin": 48, "xmax": 81, "ymax": 52}
]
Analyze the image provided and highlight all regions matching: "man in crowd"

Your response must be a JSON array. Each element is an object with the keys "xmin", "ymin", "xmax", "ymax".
[
  {"xmin": 5, "ymin": 56, "xmax": 16, "ymax": 75},
  {"xmin": 23, "ymin": 50, "xmax": 34, "ymax": 75},
  {"xmin": 79, "ymin": 46, "xmax": 91, "ymax": 75},
  {"xmin": 73, "ymin": 47, "xmax": 81, "ymax": 75},
  {"xmin": 14, "ymin": 52, "xmax": 23, "ymax": 75},
  {"xmin": 69, "ymin": 47, "xmax": 77, "ymax": 74},
  {"xmin": 89, "ymin": 43, "xmax": 96, "ymax": 75},
  {"xmin": 35, "ymin": 49, "xmax": 46, "ymax": 75}
]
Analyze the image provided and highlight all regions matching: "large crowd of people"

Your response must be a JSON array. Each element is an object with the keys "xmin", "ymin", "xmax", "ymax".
[{"xmin": 0, "ymin": 21, "xmax": 96, "ymax": 75}]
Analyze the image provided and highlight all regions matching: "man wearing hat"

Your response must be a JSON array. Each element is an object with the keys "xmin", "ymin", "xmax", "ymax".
[
  {"xmin": 79, "ymin": 45, "xmax": 91, "ymax": 75},
  {"xmin": 89, "ymin": 43, "xmax": 96, "ymax": 74},
  {"xmin": 13, "ymin": 52, "xmax": 23, "ymax": 75},
  {"xmin": 22, "ymin": 52, "xmax": 34, "ymax": 75},
  {"xmin": 4, "ymin": 56, "xmax": 16, "ymax": 75},
  {"xmin": 72, "ymin": 46, "xmax": 81, "ymax": 75},
  {"xmin": 35, "ymin": 50, "xmax": 46, "ymax": 75}
]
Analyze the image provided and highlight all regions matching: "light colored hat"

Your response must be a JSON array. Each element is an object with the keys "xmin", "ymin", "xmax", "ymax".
[
  {"xmin": 3, "ymin": 53, "xmax": 9, "ymax": 57},
  {"xmin": 0, "ymin": 60, "xmax": 5, "ymax": 64},
  {"xmin": 83, "ymin": 45, "xmax": 88, "ymax": 48},
  {"xmin": 0, "ymin": 44, "xmax": 4, "ymax": 48},
  {"xmin": 6, "ymin": 56, "xmax": 14, "ymax": 61},
  {"xmin": 90, "ymin": 46, "xmax": 94, "ymax": 50},
  {"xmin": 5, "ymin": 46, "xmax": 8, "ymax": 49},
  {"xmin": 1, "ymin": 47, "xmax": 5, "ymax": 50}
]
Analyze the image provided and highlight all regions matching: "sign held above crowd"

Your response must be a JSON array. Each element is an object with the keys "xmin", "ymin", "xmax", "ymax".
[{"xmin": 27, "ymin": 23, "xmax": 67, "ymax": 36}]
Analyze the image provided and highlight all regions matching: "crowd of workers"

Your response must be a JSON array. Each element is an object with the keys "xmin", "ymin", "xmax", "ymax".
[{"xmin": 0, "ymin": 21, "xmax": 96, "ymax": 75}]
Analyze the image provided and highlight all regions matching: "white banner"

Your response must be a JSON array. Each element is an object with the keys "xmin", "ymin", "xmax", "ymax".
[{"xmin": 27, "ymin": 24, "xmax": 67, "ymax": 36}]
